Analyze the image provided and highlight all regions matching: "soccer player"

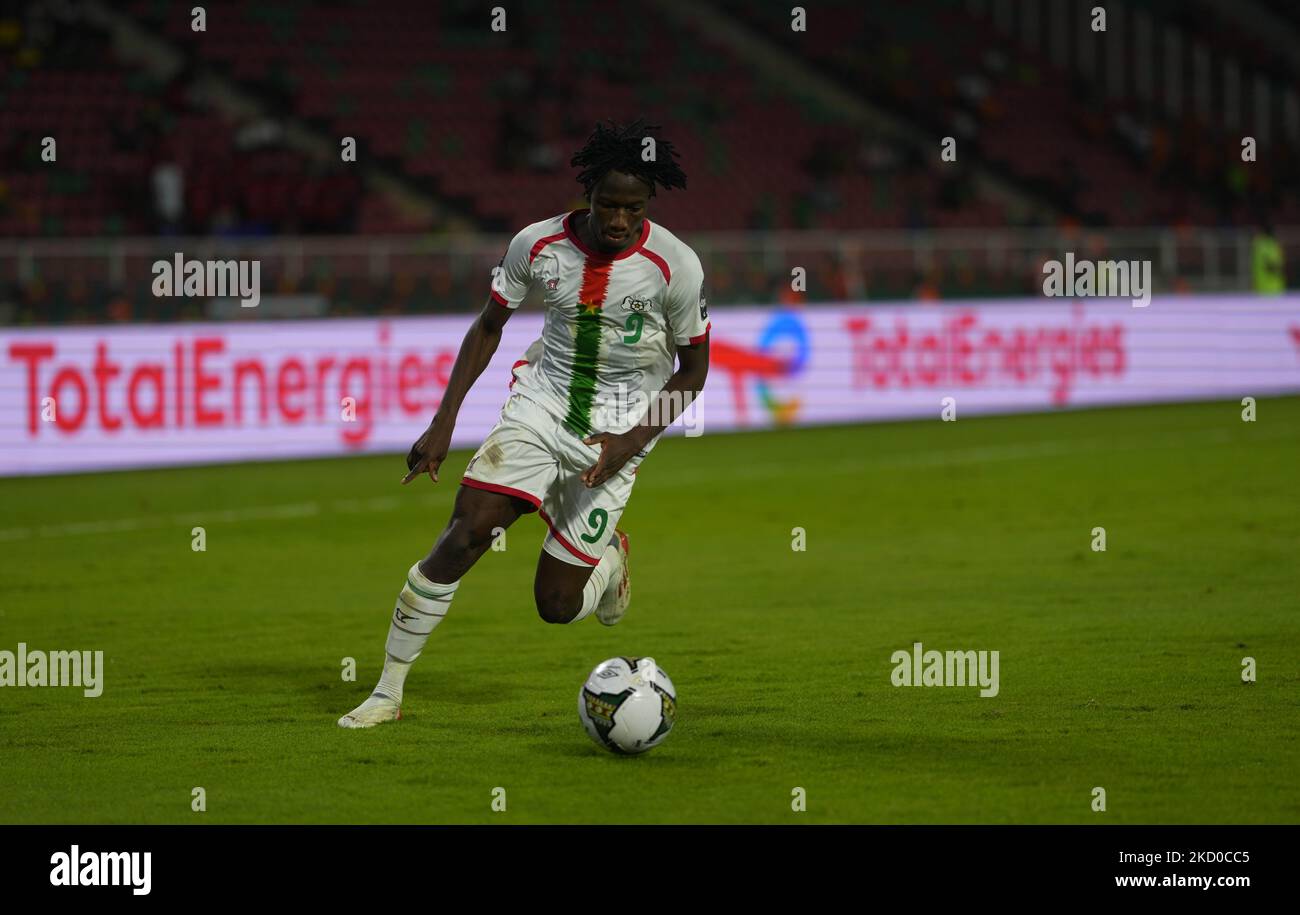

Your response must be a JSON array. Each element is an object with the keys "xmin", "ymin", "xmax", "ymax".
[{"xmin": 339, "ymin": 120, "xmax": 711, "ymax": 728}]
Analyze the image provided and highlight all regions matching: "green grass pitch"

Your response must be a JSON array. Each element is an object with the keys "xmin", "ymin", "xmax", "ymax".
[{"xmin": 1, "ymin": 396, "xmax": 1297, "ymax": 824}]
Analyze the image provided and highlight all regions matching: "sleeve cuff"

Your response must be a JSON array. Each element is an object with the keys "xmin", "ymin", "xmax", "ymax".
[{"xmin": 683, "ymin": 322, "xmax": 711, "ymax": 345}]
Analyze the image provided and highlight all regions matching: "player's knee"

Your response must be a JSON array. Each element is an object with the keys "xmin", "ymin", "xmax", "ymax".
[{"xmin": 534, "ymin": 590, "xmax": 579, "ymax": 624}]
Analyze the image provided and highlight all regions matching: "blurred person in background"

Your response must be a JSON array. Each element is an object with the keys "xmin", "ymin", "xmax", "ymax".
[{"xmin": 1252, "ymin": 217, "xmax": 1285, "ymax": 294}]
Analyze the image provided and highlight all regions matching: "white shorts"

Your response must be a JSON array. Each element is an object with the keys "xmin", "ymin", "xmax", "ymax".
[{"xmin": 461, "ymin": 391, "xmax": 643, "ymax": 567}]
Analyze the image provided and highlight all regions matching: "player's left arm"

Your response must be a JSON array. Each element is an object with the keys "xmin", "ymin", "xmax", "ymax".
[{"xmin": 581, "ymin": 252, "xmax": 710, "ymax": 488}]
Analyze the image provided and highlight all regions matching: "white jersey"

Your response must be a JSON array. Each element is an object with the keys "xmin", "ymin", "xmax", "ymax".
[{"xmin": 489, "ymin": 208, "xmax": 710, "ymax": 449}]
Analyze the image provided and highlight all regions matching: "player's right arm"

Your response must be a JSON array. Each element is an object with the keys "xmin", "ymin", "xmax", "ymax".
[
  {"xmin": 402, "ymin": 229, "xmax": 535, "ymax": 484},
  {"xmin": 401, "ymin": 297, "xmax": 512, "ymax": 484}
]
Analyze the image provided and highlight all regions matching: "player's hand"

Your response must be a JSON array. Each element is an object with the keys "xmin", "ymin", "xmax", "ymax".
[
  {"xmin": 402, "ymin": 418, "xmax": 453, "ymax": 484},
  {"xmin": 581, "ymin": 432, "xmax": 639, "ymax": 488}
]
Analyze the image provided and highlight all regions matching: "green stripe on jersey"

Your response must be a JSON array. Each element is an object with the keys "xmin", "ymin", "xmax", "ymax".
[{"xmin": 563, "ymin": 307, "xmax": 603, "ymax": 437}]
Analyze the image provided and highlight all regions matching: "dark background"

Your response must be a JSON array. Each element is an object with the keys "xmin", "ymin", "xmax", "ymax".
[{"xmin": 1, "ymin": 0, "xmax": 1296, "ymax": 322}]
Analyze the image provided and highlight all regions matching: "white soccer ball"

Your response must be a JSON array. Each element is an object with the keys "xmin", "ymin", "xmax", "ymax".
[{"xmin": 578, "ymin": 657, "xmax": 677, "ymax": 755}]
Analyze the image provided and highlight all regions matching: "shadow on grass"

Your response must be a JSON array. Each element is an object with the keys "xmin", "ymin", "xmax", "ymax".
[{"xmin": 202, "ymin": 661, "xmax": 522, "ymax": 713}]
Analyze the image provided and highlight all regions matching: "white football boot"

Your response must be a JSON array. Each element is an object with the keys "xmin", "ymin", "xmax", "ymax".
[
  {"xmin": 337, "ymin": 692, "xmax": 402, "ymax": 729},
  {"xmin": 596, "ymin": 529, "xmax": 631, "ymax": 627}
]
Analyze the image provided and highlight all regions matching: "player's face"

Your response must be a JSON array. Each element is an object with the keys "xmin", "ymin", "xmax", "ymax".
[{"xmin": 588, "ymin": 171, "xmax": 651, "ymax": 253}]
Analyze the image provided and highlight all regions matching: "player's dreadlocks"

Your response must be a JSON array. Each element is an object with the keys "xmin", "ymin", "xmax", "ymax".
[{"xmin": 570, "ymin": 119, "xmax": 688, "ymax": 197}]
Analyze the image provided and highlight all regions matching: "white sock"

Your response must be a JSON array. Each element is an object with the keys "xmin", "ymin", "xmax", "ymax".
[
  {"xmin": 374, "ymin": 563, "xmax": 458, "ymax": 704},
  {"xmin": 572, "ymin": 542, "xmax": 622, "ymax": 622}
]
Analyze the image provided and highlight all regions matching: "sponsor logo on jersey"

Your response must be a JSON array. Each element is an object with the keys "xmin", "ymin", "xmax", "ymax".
[
  {"xmin": 394, "ymin": 608, "xmax": 415, "ymax": 623},
  {"xmin": 699, "ymin": 284, "xmax": 708, "ymax": 320}
]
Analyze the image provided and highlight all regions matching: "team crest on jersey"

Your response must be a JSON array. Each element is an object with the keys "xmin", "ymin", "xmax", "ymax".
[
  {"xmin": 621, "ymin": 295, "xmax": 652, "ymax": 313},
  {"xmin": 545, "ymin": 278, "xmax": 559, "ymax": 291}
]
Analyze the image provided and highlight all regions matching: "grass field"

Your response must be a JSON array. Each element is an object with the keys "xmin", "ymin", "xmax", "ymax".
[{"xmin": 1, "ymin": 396, "xmax": 1298, "ymax": 824}]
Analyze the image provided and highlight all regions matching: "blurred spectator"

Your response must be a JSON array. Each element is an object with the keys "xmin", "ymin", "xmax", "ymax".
[
  {"xmin": 106, "ymin": 290, "xmax": 133, "ymax": 323},
  {"xmin": 1252, "ymin": 219, "xmax": 1286, "ymax": 294},
  {"xmin": 912, "ymin": 270, "xmax": 941, "ymax": 302},
  {"xmin": 857, "ymin": 137, "xmax": 902, "ymax": 175},
  {"xmin": 152, "ymin": 162, "xmax": 184, "ymax": 234},
  {"xmin": 774, "ymin": 274, "xmax": 805, "ymax": 306}
]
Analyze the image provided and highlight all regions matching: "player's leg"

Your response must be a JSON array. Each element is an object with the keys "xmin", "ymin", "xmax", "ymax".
[
  {"xmin": 532, "ymin": 463, "xmax": 636, "ymax": 625},
  {"xmin": 339, "ymin": 485, "xmax": 532, "ymax": 728},
  {"xmin": 420, "ymin": 483, "xmax": 532, "ymax": 582},
  {"xmin": 532, "ymin": 526, "xmax": 630, "ymax": 624},
  {"xmin": 388, "ymin": 483, "xmax": 531, "ymax": 683},
  {"xmin": 533, "ymin": 549, "xmax": 592, "ymax": 624},
  {"xmin": 340, "ymin": 394, "xmax": 558, "ymax": 728}
]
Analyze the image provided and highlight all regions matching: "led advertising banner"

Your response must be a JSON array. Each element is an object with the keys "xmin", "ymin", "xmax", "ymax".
[{"xmin": 3, "ymin": 297, "xmax": 1297, "ymax": 476}]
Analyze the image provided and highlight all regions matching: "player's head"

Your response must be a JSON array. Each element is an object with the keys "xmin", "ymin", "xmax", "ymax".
[{"xmin": 570, "ymin": 119, "xmax": 686, "ymax": 252}]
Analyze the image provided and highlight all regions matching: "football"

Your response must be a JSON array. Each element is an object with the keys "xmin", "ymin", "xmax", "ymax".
[{"xmin": 578, "ymin": 657, "xmax": 677, "ymax": 755}]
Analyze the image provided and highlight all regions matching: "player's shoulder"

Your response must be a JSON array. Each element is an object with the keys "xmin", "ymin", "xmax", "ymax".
[
  {"xmin": 506, "ymin": 212, "xmax": 571, "ymax": 255},
  {"xmin": 642, "ymin": 220, "xmax": 702, "ymax": 281}
]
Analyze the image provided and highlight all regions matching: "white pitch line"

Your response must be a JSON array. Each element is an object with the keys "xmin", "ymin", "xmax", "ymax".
[
  {"xmin": 36, "ymin": 517, "xmax": 149, "ymax": 538},
  {"xmin": 0, "ymin": 424, "xmax": 1293, "ymax": 542},
  {"xmin": 2, "ymin": 493, "xmax": 446, "ymax": 542}
]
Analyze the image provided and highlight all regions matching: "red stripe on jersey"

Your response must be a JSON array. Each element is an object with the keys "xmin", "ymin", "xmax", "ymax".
[
  {"xmin": 460, "ymin": 478, "xmax": 542, "ymax": 508},
  {"xmin": 538, "ymin": 508, "xmax": 602, "ymax": 565},
  {"xmin": 577, "ymin": 256, "xmax": 614, "ymax": 314},
  {"xmin": 638, "ymin": 246, "xmax": 671, "ymax": 284},
  {"xmin": 529, "ymin": 231, "xmax": 567, "ymax": 263},
  {"xmin": 508, "ymin": 359, "xmax": 528, "ymax": 389},
  {"xmin": 689, "ymin": 322, "xmax": 711, "ymax": 345},
  {"xmin": 490, "ymin": 288, "xmax": 510, "ymax": 307}
]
